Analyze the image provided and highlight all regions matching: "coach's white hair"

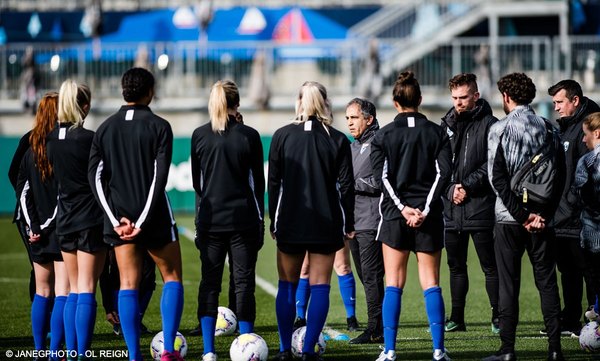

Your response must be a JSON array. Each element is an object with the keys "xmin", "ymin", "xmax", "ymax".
[
  {"xmin": 58, "ymin": 79, "xmax": 91, "ymax": 129},
  {"xmin": 208, "ymin": 80, "xmax": 239, "ymax": 133},
  {"xmin": 294, "ymin": 81, "xmax": 332, "ymax": 126}
]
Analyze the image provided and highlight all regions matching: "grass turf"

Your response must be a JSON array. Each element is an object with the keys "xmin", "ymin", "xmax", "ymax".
[{"xmin": 0, "ymin": 216, "xmax": 592, "ymax": 360}]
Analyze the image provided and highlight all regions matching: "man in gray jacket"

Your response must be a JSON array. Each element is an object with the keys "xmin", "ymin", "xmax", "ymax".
[{"xmin": 345, "ymin": 98, "xmax": 385, "ymax": 344}]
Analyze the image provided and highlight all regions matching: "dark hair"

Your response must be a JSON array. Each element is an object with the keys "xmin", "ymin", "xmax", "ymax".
[
  {"xmin": 547, "ymin": 79, "xmax": 583, "ymax": 100},
  {"xmin": 392, "ymin": 71, "xmax": 421, "ymax": 109},
  {"xmin": 497, "ymin": 72, "xmax": 536, "ymax": 105},
  {"xmin": 121, "ymin": 67, "xmax": 155, "ymax": 102},
  {"xmin": 346, "ymin": 97, "xmax": 376, "ymax": 119},
  {"xmin": 448, "ymin": 73, "xmax": 478, "ymax": 93}
]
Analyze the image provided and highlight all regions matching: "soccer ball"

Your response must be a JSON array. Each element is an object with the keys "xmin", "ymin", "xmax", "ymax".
[
  {"xmin": 215, "ymin": 306, "xmax": 238, "ymax": 336},
  {"xmin": 229, "ymin": 333, "xmax": 269, "ymax": 361},
  {"xmin": 580, "ymin": 321, "xmax": 600, "ymax": 352},
  {"xmin": 150, "ymin": 331, "xmax": 188, "ymax": 360},
  {"xmin": 291, "ymin": 326, "xmax": 326, "ymax": 357}
]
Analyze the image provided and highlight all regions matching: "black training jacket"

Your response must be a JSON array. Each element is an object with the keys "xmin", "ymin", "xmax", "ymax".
[
  {"xmin": 47, "ymin": 124, "xmax": 103, "ymax": 235},
  {"xmin": 551, "ymin": 97, "xmax": 600, "ymax": 237},
  {"xmin": 89, "ymin": 104, "xmax": 176, "ymax": 240},
  {"xmin": 191, "ymin": 116, "xmax": 264, "ymax": 232},
  {"xmin": 371, "ymin": 112, "xmax": 452, "ymax": 221},
  {"xmin": 268, "ymin": 118, "xmax": 354, "ymax": 245},
  {"xmin": 440, "ymin": 99, "xmax": 498, "ymax": 231}
]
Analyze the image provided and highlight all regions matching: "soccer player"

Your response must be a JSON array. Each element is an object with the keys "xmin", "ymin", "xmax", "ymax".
[
  {"xmin": 484, "ymin": 72, "xmax": 564, "ymax": 361},
  {"xmin": 89, "ymin": 67, "xmax": 184, "ymax": 361},
  {"xmin": 441, "ymin": 73, "xmax": 499, "ymax": 333},
  {"xmin": 269, "ymin": 81, "xmax": 354, "ymax": 361},
  {"xmin": 46, "ymin": 80, "xmax": 107, "ymax": 360},
  {"xmin": 370, "ymin": 72, "xmax": 452, "ymax": 361},
  {"xmin": 547, "ymin": 80, "xmax": 600, "ymax": 336},
  {"xmin": 191, "ymin": 80, "xmax": 264, "ymax": 361},
  {"xmin": 16, "ymin": 92, "xmax": 69, "ymax": 359}
]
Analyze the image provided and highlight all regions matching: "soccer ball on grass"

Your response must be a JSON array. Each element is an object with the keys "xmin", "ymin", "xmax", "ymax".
[{"xmin": 229, "ymin": 333, "xmax": 269, "ymax": 361}]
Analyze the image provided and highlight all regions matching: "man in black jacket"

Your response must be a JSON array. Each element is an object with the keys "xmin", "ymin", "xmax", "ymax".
[
  {"xmin": 441, "ymin": 73, "xmax": 500, "ymax": 334},
  {"xmin": 345, "ymin": 98, "xmax": 385, "ymax": 344},
  {"xmin": 547, "ymin": 79, "xmax": 600, "ymax": 337}
]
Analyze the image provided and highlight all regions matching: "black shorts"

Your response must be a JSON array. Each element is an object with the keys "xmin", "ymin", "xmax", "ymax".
[
  {"xmin": 277, "ymin": 241, "xmax": 344, "ymax": 255},
  {"xmin": 376, "ymin": 213, "xmax": 444, "ymax": 253},
  {"xmin": 59, "ymin": 225, "xmax": 107, "ymax": 253},
  {"xmin": 30, "ymin": 231, "xmax": 63, "ymax": 264},
  {"xmin": 104, "ymin": 223, "xmax": 179, "ymax": 250}
]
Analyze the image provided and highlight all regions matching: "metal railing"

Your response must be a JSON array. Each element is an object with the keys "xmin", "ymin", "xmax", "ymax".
[{"xmin": 0, "ymin": 36, "xmax": 598, "ymax": 109}]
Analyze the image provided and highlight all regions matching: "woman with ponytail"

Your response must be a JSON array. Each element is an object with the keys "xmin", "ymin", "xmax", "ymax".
[
  {"xmin": 268, "ymin": 81, "xmax": 355, "ymax": 361},
  {"xmin": 191, "ymin": 80, "xmax": 264, "ymax": 361},
  {"xmin": 89, "ymin": 67, "xmax": 183, "ymax": 361},
  {"xmin": 46, "ymin": 79, "xmax": 107, "ymax": 360},
  {"xmin": 16, "ymin": 92, "xmax": 69, "ymax": 359}
]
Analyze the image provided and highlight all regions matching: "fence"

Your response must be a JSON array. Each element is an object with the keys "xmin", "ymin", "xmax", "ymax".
[{"xmin": 0, "ymin": 35, "xmax": 599, "ymax": 106}]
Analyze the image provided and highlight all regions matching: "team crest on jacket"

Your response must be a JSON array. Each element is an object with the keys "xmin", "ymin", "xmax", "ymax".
[
  {"xmin": 446, "ymin": 128, "xmax": 454, "ymax": 138},
  {"xmin": 564, "ymin": 141, "xmax": 570, "ymax": 152},
  {"xmin": 360, "ymin": 143, "xmax": 370, "ymax": 154}
]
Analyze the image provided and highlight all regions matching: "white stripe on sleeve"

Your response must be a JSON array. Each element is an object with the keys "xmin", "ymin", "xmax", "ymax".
[
  {"xmin": 381, "ymin": 158, "xmax": 405, "ymax": 212},
  {"xmin": 95, "ymin": 160, "xmax": 120, "ymax": 227},
  {"xmin": 19, "ymin": 180, "xmax": 32, "ymax": 228},
  {"xmin": 422, "ymin": 159, "xmax": 441, "ymax": 216},
  {"xmin": 135, "ymin": 160, "xmax": 157, "ymax": 229}
]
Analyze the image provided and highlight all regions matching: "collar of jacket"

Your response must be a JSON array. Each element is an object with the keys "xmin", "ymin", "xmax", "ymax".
[{"xmin": 355, "ymin": 119, "xmax": 380, "ymax": 143}]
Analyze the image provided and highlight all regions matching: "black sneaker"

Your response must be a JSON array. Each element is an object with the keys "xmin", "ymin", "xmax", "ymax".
[
  {"xmin": 113, "ymin": 323, "xmax": 122, "ymax": 336},
  {"xmin": 293, "ymin": 317, "xmax": 307, "ymax": 330},
  {"xmin": 347, "ymin": 315, "xmax": 360, "ymax": 332},
  {"xmin": 349, "ymin": 329, "xmax": 384, "ymax": 344},
  {"xmin": 189, "ymin": 323, "xmax": 202, "ymax": 336},
  {"xmin": 275, "ymin": 350, "xmax": 293, "ymax": 361}
]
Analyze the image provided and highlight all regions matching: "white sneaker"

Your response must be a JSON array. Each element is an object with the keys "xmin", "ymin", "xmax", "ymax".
[
  {"xmin": 433, "ymin": 349, "xmax": 451, "ymax": 361},
  {"xmin": 586, "ymin": 306, "xmax": 599, "ymax": 322},
  {"xmin": 376, "ymin": 350, "xmax": 397, "ymax": 361},
  {"xmin": 202, "ymin": 352, "xmax": 217, "ymax": 361}
]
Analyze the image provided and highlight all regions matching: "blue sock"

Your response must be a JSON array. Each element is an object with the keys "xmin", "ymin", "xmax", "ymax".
[
  {"xmin": 64, "ymin": 293, "xmax": 78, "ymax": 354},
  {"xmin": 239, "ymin": 320, "xmax": 254, "ymax": 334},
  {"xmin": 338, "ymin": 273, "xmax": 356, "ymax": 318},
  {"xmin": 201, "ymin": 316, "xmax": 216, "ymax": 354},
  {"xmin": 75, "ymin": 293, "xmax": 96, "ymax": 356},
  {"xmin": 595, "ymin": 295, "xmax": 599, "ymax": 313},
  {"xmin": 295, "ymin": 278, "xmax": 310, "ymax": 320},
  {"xmin": 303, "ymin": 284, "xmax": 330, "ymax": 355},
  {"xmin": 382, "ymin": 286, "xmax": 403, "ymax": 353},
  {"xmin": 276, "ymin": 280, "xmax": 297, "ymax": 352},
  {"xmin": 119, "ymin": 290, "xmax": 141, "ymax": 361},
  {"xmin": 424, "ymin": 286, "xmax": 445, "ymax": 351},
  {"xmin": 32, "ymin": 294, "xmax": 51, "ymax": 350},
  {"xmin": 161, "ymin": 281, "xmax": 183, "ymax": 353},
  {"xmin": 50, "ymin": 296, "xmax": 67, "ymax": 355}
]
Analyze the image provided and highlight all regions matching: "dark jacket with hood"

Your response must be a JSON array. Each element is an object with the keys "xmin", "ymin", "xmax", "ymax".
[
  {"xmin": 441, "ymin": 98, "xmax": 498, "ymax": 231},
  {"xmin": 551, "ymin": 96, "xmax": 600, "ymax": 238}
]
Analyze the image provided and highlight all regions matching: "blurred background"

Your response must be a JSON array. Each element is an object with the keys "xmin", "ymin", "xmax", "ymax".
[{"xmin": 0, "ymin": 0, "xmax": 599, "ymax": 212}]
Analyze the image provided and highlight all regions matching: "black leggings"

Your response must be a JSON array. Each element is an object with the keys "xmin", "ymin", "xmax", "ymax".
[{"xmin": 196, "ymin": 228, "xmax": 260, "ymax": 322}]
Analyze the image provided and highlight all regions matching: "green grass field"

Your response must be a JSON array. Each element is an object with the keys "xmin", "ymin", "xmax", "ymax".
[{"xmin": 0, "ymin": 215, "xmax": 593, "ymax": 360}]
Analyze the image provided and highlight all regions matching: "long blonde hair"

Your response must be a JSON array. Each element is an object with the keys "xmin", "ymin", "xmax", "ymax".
[
  {"xmin": 208, "ymin": 80, "xmax": 240, "ymax": 133},
  {"xmin": 58, "ymin": 79, "xmax": 91, "ymax": 128},
  {"xmin": 294, "ymin": 81, "xmax": 332, "ymax": 126}
]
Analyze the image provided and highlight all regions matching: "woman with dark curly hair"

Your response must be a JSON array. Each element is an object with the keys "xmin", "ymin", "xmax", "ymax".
[{"xmin": 89, "ymin": 67, "xmax": 184, "ymax": 361}]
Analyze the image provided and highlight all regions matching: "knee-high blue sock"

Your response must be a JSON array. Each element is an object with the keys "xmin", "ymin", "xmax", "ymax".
[
  {"xmin": 295, "ymin": 278, "xmax": 310, "ymax": 320},
  {"xmin": 161, "ymin": 282, "xmax": 183, "ymax": 353},
  {"xmin": 119, "ymin": 290, "xmax": 141, "ymax": 361},
  {"xmin": 50, "ymin": 296, "xmax": 67, "ymax": 355},
  {"xmin": 32, "ymin": 294, "xmax": 51, "ymax": 350},
  {"xmin": 382, "ymin": 286, "xmax": 402, "ymax": 353},
  {"xmin": 424, "ymin": 286, "xmax": 445, "ymax": 351},
  {"xmin": 75, "ymin": 293, "xmax": 96, "ymax": 356},
  {"xmin": 239, "ymin": 320, "xmax": 254, "ymax": 334},
  {"xmin": 276, "ymin": 280, "xmax": 297, "ymax": 352},
  {"xmin": 64, "ymin": 293, "xmax": 78, "ymax": 354},
  {"xmin": 200, "ymin": 316, "xmax": 216, "ymax": 354},
  {"xmin": 303, "ymin": 284, "xmax": 330, "ymax": 355},
  {"xmin": 338, "ymin": 273, "xmax": 356, "ymax": 318}
]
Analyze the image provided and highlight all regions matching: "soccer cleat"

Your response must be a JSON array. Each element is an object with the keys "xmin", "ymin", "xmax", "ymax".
[
  {"xmin": 491, "ymin": 318, "xmax": 500, "ymax": 334},
  {"xmin": 547, "ymin": 350, "xmax": 565, "ymax": 361},
  {"xmin": 433, "ymin": 349, "xmax": 452, "ymax": 361},
  {"xmin": 481, "ymin": 351, "xmax": 517, "ymax": 361},
  {"xmin": 349, "ymin": 329, "xmax": 384, "ymax": 344},
  {"xmin": 375, "ymin": 350, "xmax": 396, "ymax": 361},
  {"xmin": 189, "ymin": 323, "xmax": 202, "ymax": 336},
  {"xmin": 161, "ymin": 350, "xmax": 184, "ymax": 361},
  {"xmin": 347, "ymin": 315, "xmax": 360, "ymax": 332},
  {"xmin": 202, "ymin": 352, "xmax": 217, "ymax": 361},
  {"xmin": 113, "ymin": 323, "xmax": 122, "ymax": 336},
  {"xmin": 444, "ymin": 320, "xmax": 466, "ymax": 332},
  {"xmin": 275, "ymin": 350, "xmax": 293, "ymax": 361},
  {"xmin": 301, "ymin": 353, "xmax": 323, "ymax": 361},
  {"xmin": 293, "ymin": 317, "xmax": 307, "ymax": 330}
]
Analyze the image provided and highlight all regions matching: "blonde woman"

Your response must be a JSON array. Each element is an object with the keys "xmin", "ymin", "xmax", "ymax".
[
  {"xmin": 191, "ymin": 80, "xmax": 264, "ymax": 361},
  {"xmin": 268, "ymin": 81, "xmax": 355, "ymax": 361}
]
